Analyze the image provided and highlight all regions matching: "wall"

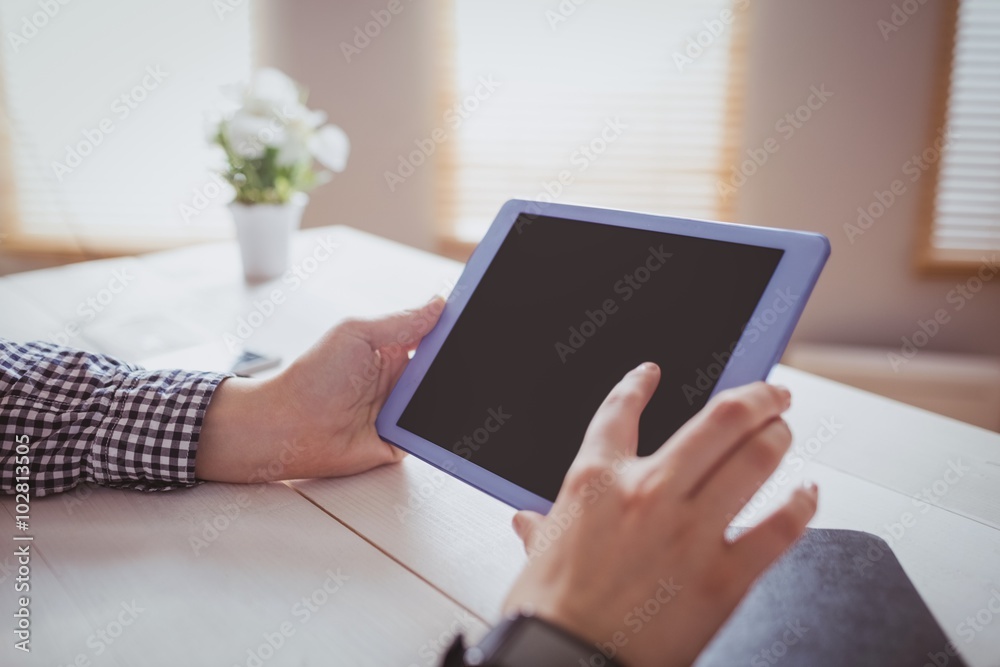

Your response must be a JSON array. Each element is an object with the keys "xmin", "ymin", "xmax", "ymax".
[
  {"xmin": 260, "ymin": 0, "xmax": 438, "ymax": 251},
  {"xmin": 737, "ymin": 0, "xmax": 1000, "ymax": 356}
]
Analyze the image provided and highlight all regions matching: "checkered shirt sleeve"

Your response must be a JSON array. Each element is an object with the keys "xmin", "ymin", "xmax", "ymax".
[{"xmin": 1, "ymin": 339, "xmax": 231, "ymax": 496}]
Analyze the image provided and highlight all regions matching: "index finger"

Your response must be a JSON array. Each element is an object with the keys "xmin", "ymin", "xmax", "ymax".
[{"xmin": 574, "ymin": 362, "xmax": 661, "ymax": 465}]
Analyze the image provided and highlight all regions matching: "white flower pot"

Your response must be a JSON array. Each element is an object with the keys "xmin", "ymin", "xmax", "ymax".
[{"xmin": 229, "ymin": 194, "xmax": 308, "ymax": 282}]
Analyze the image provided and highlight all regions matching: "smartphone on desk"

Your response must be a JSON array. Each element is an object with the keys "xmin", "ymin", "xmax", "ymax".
[{"xmin": 140, "ymin": 342, "xmax": 281, "ymax": 377}]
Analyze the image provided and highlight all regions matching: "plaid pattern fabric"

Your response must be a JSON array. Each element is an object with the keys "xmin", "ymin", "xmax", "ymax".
[{"xmin": 1, "ymin": 339, "xmax": 230, "ymax": 496}]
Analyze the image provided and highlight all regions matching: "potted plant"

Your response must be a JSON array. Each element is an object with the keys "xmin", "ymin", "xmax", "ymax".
[{"xmin": 213, "ymin": 68, "xmax": 350, "ymax": 282}]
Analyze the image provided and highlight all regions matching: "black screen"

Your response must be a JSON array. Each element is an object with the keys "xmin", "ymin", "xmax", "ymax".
[{"xmin": 398, "ymin": 214, "xmax": 783, "ymax": 502}]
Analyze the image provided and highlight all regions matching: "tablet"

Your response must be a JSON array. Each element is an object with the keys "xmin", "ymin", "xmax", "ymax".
[{"xmin": 377, "ymin": 200, "xmax": 830, "ymax": 513}]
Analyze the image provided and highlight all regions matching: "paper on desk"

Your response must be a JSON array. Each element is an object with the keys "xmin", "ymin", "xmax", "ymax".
[
  {"xmin": 83, "ymin": 313, "xmax": 207, "ymax": 362},
  {"xmin": 138, "ymin": 340, "xmax": 243, "ymax": 373}
]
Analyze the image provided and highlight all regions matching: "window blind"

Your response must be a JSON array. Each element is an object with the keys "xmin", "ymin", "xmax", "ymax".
[
  {"xmin": 931, "ymin": 0, "xmax": 1000, "ymax": 254},
  {"xmin": 438, "ymin": 0, "xmax": 747, "ymax": 243},
  {"xmin": 0, "ymin": 0, "xmax": 252, "ymax": 250}
]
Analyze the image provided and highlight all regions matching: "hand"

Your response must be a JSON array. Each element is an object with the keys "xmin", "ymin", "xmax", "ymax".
[
  {"xmin": 195, "ymin": 297, "xmax": 444, "ymax": 483},
  {"xmin": 502, "ymin": 363, "xmax": 818, "ymax": 667}
]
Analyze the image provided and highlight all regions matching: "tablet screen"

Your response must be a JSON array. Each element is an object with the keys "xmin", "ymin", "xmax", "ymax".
[{"xmin": 398, "ymin": 214, "xmax": 784, "ymax": 502}]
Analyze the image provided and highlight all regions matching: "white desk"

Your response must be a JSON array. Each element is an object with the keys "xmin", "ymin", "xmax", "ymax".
[{"xmin": 2, "ymin": 226, "xmax": 999, "ymax": 666}]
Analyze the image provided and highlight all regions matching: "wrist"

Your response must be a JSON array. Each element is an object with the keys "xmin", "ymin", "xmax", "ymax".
[
  {"xmin": 468, "ymin": 612, "xmax": 626, "ymax": 667},
  {"xmin": 195, "ymin": 375, "xmax": 296, "ymax": 483},
  {"xmin": 502, "ymin": 599, "xmax": 606, "ymax": 662}
]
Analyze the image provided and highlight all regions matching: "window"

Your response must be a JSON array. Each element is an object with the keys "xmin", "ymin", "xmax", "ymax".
[
  {"xmin": 919, "ymin": 0, "xmax": 1000, "ymax": 271},
  {"xmin": 0, "ymin": 0, "xmax": 253, "ymax": 255},
  {"xmin": 436, "ymin": 0, "xmax": 748, "ymax": 248}
]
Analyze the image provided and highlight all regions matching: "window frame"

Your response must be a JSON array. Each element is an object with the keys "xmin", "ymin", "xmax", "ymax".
[{"xmin": 914, "ymin": 0, "xmax": 996, "ymax": 275}]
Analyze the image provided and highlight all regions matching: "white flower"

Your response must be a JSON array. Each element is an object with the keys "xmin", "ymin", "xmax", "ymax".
[
  {"xmin": 239, "ymin": 68, "xmax": 302, "ymax": 116},
  {"xmin": 277, "ymin": 102, "xmax": 326, "ymax": 130},
  {"xmin": 275, "ymin": 127, "xmax": 311, "ymax": 167},
  {"xmin": 272, "ymin": 103, "xmax": 329, "ymax": 167},
  {"xmin": 214, "ymin": 67, "xmax": 351, "ymax": 199},
  {"xmin": 310, "ymin": 124, "xmax": 351, "ymax": 172},
  {"xmin": 223, "ymin": 109, "xmax": 287, "ymax": 160}
]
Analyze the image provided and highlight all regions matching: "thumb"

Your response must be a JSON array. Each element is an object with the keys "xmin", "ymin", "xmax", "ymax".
[
  {"xmin": 357, "ymin": 296, "xmax": 445, "ymax": 351},
  {"xmin": 512, "ymin": 510, "xmax": 546, "ymax": 553}
]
